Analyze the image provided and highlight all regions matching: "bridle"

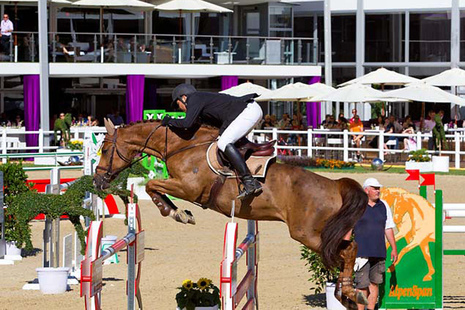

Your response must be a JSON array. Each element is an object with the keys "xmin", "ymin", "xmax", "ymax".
[{"xmin": 96, "ymin": 124, "xmax": 215, "ymax": 183}]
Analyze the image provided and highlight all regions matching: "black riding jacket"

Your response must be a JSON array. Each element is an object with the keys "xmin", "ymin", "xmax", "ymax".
[{"xmin": 166, "ymin": 92, "xmax": 257, "ymax": 134}]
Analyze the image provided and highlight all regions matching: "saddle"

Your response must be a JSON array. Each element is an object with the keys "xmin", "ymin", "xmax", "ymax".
[{"xmin": 207, "ymin": 138, "xmax": 276, "ymax": 178}]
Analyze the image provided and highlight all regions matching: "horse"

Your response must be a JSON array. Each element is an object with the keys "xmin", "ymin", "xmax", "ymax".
[
  {"xmin": 380, "ymin": 188, "xmax": 435, "ymax": 281},
  {"xmin": 94, "ymin": 119, "xmax": 369, "ymax": 306}
]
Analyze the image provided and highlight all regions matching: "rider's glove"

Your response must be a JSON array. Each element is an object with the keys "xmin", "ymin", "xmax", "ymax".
[{"xmin": 161, "ymin": 116, "xmax": 172, "ymax": 126}]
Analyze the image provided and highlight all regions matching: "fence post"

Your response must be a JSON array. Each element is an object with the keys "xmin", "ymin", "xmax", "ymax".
[
  {"xmin": 343, "ymin": 130, "xmax": 349, "ymax": 162},
  {"xmin": 416, "ymin": 131, "xmax": 422, "ymax": 151},
  {"xmin": 38, "ymin": 129, "xmax": 44, "ymax": 153},
  {"xmin": 272, "ymin": 128, "xmax": 278, "ymax": 157},
  {"xmin": 2, "ymin": 129, "xmax": 6, "ymax": 164},
  {"xmin": 307, "ymin": 129, "xmax": 313, "ymax": 157},
  {"xmin": 455, "ymin": 130, "xmax": 460, "ymax": 169},
  {"xmin": 379, "ymin": 131, "xmax": 384, "ymax": 162}
]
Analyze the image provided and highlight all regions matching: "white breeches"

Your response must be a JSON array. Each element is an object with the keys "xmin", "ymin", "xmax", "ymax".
[{"xmin": 217, "ymin": 101, "xmax": 263, "ymax": 152}]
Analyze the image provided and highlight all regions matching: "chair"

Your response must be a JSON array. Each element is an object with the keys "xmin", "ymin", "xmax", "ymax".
[
  {"xmin": 253, "ymin": 40, "xmax": 282, "ymax": 64},
  {"xmin": 327, "ymin": 137, "xmax": 343, "ymax": 160}
]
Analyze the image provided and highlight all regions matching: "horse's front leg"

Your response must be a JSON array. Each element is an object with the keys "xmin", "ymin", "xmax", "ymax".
[
  {"xmin": 146, "ymin": 179, "xmax": 196, "ymax": 225},
  {"xmin": 336, "ymin": 240, "xmax": 369, "ymax": 307}
]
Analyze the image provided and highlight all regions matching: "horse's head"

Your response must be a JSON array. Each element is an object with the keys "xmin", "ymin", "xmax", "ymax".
[{"xmin": 94, "ymin": 118, "xmax": 137, "ymax": 190}]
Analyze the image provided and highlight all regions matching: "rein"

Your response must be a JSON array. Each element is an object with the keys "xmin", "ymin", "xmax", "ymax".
[{"xmin": 97, "ymin": 124, "xmax": 215, "ymax": 180}]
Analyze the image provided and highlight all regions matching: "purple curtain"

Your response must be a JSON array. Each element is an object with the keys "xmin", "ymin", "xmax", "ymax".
[
  {"xmin": 24, "ymin": 75, "xmax": 40, "ymax": 147},
  {"xmin": 221, "ymin": 76, "xmax": 238, "ymax": 91},
  {"xmin": 306, "ymin": 76, "xmax": 321, "ymax": 128},
  {"xmin": 126, "ymin": 75, "xmax": 145, "ymax": 123}
]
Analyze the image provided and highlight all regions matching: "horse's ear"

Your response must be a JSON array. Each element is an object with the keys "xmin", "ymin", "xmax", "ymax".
[{"xmin": 104, "ymin": 118, "xmax": 116, "ymax": 136}]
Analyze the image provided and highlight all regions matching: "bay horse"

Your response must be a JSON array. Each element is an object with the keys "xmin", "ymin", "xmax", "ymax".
[{"xmin": 94, "ymin": 119, "xmax": 368, "ymax": 306}]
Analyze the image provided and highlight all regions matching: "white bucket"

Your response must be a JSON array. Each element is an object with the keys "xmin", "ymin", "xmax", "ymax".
[
  {"xmin": 36, "ymin": 267, "xmax": 70, "ymax": 294},
  {"xmin": 5, "ymin": 241, "xmax": 22, "ymax": 256},
  {"xmin": 325, "ymin": 282, "xmax": 346, "ymax": 310}
]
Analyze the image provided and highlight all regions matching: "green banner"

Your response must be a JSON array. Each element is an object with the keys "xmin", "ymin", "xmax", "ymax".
[
  {"xmin": 379, "ymin": 187, "xmax": 441, "ymax": 309},
  {"xmin": 143, "ymin": 109, "xmax": 185, "ymax": 121}
]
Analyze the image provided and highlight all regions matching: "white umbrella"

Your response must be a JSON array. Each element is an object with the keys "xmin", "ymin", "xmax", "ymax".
[
  {"xmin": 220, "ymin": 82, "xmax": 271, "ymax": 97},
  {"xmin": 339, "ymin": 67, "xmax": 420, "ymax": 87},
  {"xmin": 0, "ymin": 0, "xmax": 70, "ymax": 3},
  {"xmin": 154, "ymin": 0, "xmax": 232, "ymax": 13},
  {"xmin": 311, "ymin": 84, "xmax": 389, "ymax": 103},
  {"xmin": 255, "ymin": 82, "xmax": 335, "ymax": 102},
  {"xmin": 72, "ymin": 0, "xmax": 155, "ymax": 35},
  {"xmin": 422, "ymin": 68, "xmax": 465, "ymax": 87},
  {"xmin": 381, "ymin": 82, "xmax": 465, "ymax": 106}
]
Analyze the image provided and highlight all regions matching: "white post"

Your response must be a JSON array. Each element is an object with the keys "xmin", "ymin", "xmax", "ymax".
[
  {"xmin": 343, "ymin": 129, "xmax": 349, "ymax": 162},
  {"xmin": 307, "ymin": 129, "xmax": 313, "ymax": 157},
  {"xmin": 455, "ymin": 130, "xmax": 460, "ymax": 169},
  {"xmin": 379, "ymin": 131, "xmax": 384, "ymax": 161},
  {"xmin": 416, "ymin": 131, "xmax": 422, "ymax": 151},
  {"xmin": 272, "ymin": 128, "xmax": 278, "ymax": 157},
  {"xmin": 2, "ymin": 129, "xmax": 6, "ymax": 164},
  {"xmin": 38, "ymin": 129, "xmax": 44, "ymax": 153},
  {"xmin": 14, "ymin": 45, "xmax": 18, "ymax": 62},
  {"xmin": 100, "ymin": 46, "xmax": 104, "ymax": 63}
]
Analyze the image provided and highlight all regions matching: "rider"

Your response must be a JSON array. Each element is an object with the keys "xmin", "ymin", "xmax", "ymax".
[{"xmin": 161, "ymin": 83, "xmax": 263, "ymax": 200}]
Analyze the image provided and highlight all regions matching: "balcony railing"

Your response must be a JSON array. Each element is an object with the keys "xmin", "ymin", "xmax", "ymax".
[{"xmin": 1, "ymin": 31, "xmax": 317, "ymax": 65}]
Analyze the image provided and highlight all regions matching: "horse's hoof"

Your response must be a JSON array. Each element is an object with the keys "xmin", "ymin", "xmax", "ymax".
[
  {"xmin": 170, "ymin": 209, "xmax": 188, "ymax": 224},
  {"xmin": 355, "ymin": 290, "xmax": 368, "ymax": 305}
]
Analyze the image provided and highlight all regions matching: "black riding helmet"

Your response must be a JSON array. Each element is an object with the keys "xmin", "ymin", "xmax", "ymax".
[{"xmin": 171, "ymin": 83, "xmax": 197, "ymax": 106}]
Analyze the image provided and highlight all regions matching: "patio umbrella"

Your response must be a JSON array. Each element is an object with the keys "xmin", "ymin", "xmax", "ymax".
[
  {"xmin": 311, "ymin": 84, "xmax": 389, "ymax": 103},
  {"xmin": 339, "ymin": 67, "xmax": 420, "ymax": 87},
  {"xmin": 255, "ymin": 82, "xmax": 335, "ymax": 102},
  {"xmin": 422, "ymin": 68, "xmax": 465, "ymax": 87},
  {"xmin": 422, "ymin": 68, "xmax": 465, "ymax": 121},
  {"xmin": 153, "ymin": 0, "xmax": 232, "ymax": 34},
  {"xmin": 381, "ymin": 82, "xmax": 465, "ymax": 106},
  {"xmin": 71, "ymin": 0, "xmax": 155, "ymax": 35},
  {"xmin": 220, "ymin": 82, "xmax": 271, "ymax": 97}
]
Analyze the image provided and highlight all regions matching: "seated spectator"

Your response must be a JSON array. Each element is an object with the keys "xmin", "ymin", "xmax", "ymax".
[
  {"xmin": 349, "ymin": 108, "xmax": 357, "ymax": 123},
  {"xmin": 107, "ymin": 109, "xmax": 124, "ymax": 126},
  {"xmin": 349, "ymin": 115, "xmax": 364, "ymax": 161},
  {"xmin": 12, "ymin": 115, "xmax": 23, "ymax": 127},
  {"xmin": 424, "ymin": 110, "xmax": 436, "ymax": 149},
  {"xmin": 278, "ymin": 113, "xmax": 292, "ymax": 129},
  {"xmin": 270, "ymin": 114, "xmax": 277, "ymax": 127},
  {"xmin": 291, "ymin": 114, "xmax": 302, "ymax": 130},
  {"xmin": 384, "ymin": 115, "xmax": 400, "ymax": 152},
  {"xmin": 322, "ymin": 115, "xmax": 337, "ymax": 129},
  {"xmin": 337, "ymin": 115, "xmax": 349, "ymax": 131},
  {"xmin": 402, "ymin": 115, "xmax": 416, "ymax": 131},
  {"xmin": 261, "ymin": 114, "xmax": 273, "ymax": 129},
  {"xmin": 0, "ymin": 113, "xmax": 10, "ymax": 127}
]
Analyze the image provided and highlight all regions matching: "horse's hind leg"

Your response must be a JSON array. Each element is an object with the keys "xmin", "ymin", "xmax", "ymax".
[
  {"xmin": 146, "ymin": 179, "xmax": 195, "ymax": 225},
  {"xmin": 336, "ymin": 241, "xmax": 369, "ymax": 307}
]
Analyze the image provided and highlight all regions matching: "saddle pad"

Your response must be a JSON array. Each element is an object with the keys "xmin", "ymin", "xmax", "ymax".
[{"xmin": 206, "ymin": 142, "xmax": 275, "ymax": 178}]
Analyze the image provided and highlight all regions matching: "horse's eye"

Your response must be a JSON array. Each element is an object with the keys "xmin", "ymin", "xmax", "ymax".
[{"xmin": 102, "ymin": 149, "xmax": 108, "ymax": 154}]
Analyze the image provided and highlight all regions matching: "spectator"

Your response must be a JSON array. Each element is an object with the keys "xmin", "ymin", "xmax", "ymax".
[
  {"xmin": 278, "ymin": 113, "xmax": 291, "ymax": 129},
  {"xmin": 350, "ymin": 108, "xmax": 357, "ymax": 123},
  {"xmin": 402, "ymin": 115, "xmax": 415, "ymax": 131},
  {"xmin": 337, "ymin": 115, "xmax": 349, "ymax": 131},
  {"xmin": 323, "ymin": 115, "xmax": 337, "ymax": 129},
  {"xmin": 12, "ymin": 115, "xmax": 23, "ymax": 127},
  {"xmin": 270, "ymin": 114, "xmax": 277, "ymax": 127},
  {"xmin": 261, "ymin": 114, "xmax": 273, "ymax": 129},
  {"xmin": 424, "ymin": 110, "xmax": 436, "ymax": 149},
  {"xmin": 0, "ymin": 113, "xmax": 10, "ymax": 127},
  {"xmin": 350, "ymin": 115, "xmax": 364, "ymax": 161},
  {"xmin": 384, "ymin": 115, "xmax": 400, "ymax": 152},
  {"xmin": 107, "ymin": 109, "xmax": 124, "ymax": 125},
  {"xmin": 0, "ymin": 14, "xmax": 13, "ymax": 55}
]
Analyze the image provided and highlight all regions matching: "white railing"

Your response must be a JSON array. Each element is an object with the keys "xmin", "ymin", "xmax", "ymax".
[
  {"xmin": 1, "ymin": 126, "xmax": 464, "ymax": 169},
  {"xmin": 250, "ymin": 128, "xmax": 465, "ymax": 169}
]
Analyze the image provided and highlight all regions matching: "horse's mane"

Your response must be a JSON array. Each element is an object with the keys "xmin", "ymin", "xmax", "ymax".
[{"xmin": 119, "ymin": 119, "xmax": 220, "ymax": 140}]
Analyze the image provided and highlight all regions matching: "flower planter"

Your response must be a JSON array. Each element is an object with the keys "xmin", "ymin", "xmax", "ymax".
[
  {"xmin": 405, "ymin": 161, "xmax": 433, "ymax": 172},
  {"xmin": 36, "ymin": 267, "xmax": 70, "ymax": 294},
  {"xmin": 432, "ymin": 156, "xmax": 449, "ymax": 173},
  {"xmin": 325, "ymin": 282, "xmax": 346, "ymax": 310},
  {"xmin": 5, "ymin": 241, "xmax": 22, "ymax": 256},
  {"xmin": 177, "ymin": 306, "xmax": 219, "ymax": 310}
]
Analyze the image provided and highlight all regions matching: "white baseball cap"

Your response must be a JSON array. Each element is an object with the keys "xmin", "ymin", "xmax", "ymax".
[{"xmin": 363, "ymin": 178, "xmax": 383, "ymax": 189}]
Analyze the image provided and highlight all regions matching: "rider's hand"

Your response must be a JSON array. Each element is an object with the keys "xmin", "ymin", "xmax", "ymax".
[{"xmin": 161, "ymin": 116, "xmax": 172, "ymax": 126}]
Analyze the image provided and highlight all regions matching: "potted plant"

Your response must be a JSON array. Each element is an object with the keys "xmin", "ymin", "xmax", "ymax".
[
  {"xmin": 405, "ymin": 149, "xmax": 433, "ymax": 172},
  {"xmin": 301, "ymin": 246, "xmax": 345, "ymax": 310},
  {"xmin": 431, "ymin": 115, "xmax": 449, "ymax": 172},
  {"xmin": 175, "ymin": 278, "xmax": 221, "ymax": 310}
]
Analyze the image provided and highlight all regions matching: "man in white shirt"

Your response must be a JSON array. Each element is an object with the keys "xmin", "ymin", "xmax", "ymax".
[{"xmin": 0, "ymin": 14, "xmax": 14, "ymax": 54}]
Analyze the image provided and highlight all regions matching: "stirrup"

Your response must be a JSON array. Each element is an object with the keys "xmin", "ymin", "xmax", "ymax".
[{"xmin": 236, "ymin": 181, "xmax": 262, "ymax": 200}]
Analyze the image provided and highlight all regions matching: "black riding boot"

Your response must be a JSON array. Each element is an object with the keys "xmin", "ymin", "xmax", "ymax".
[{"xmin": 223, "ymin": 143, "xmax": 262, "ymax": 200}]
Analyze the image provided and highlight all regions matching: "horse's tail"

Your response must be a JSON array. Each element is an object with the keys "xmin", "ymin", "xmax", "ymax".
[{"xmin": 319, "ymin": 178, "xmax": 367, "ymax": 269}]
